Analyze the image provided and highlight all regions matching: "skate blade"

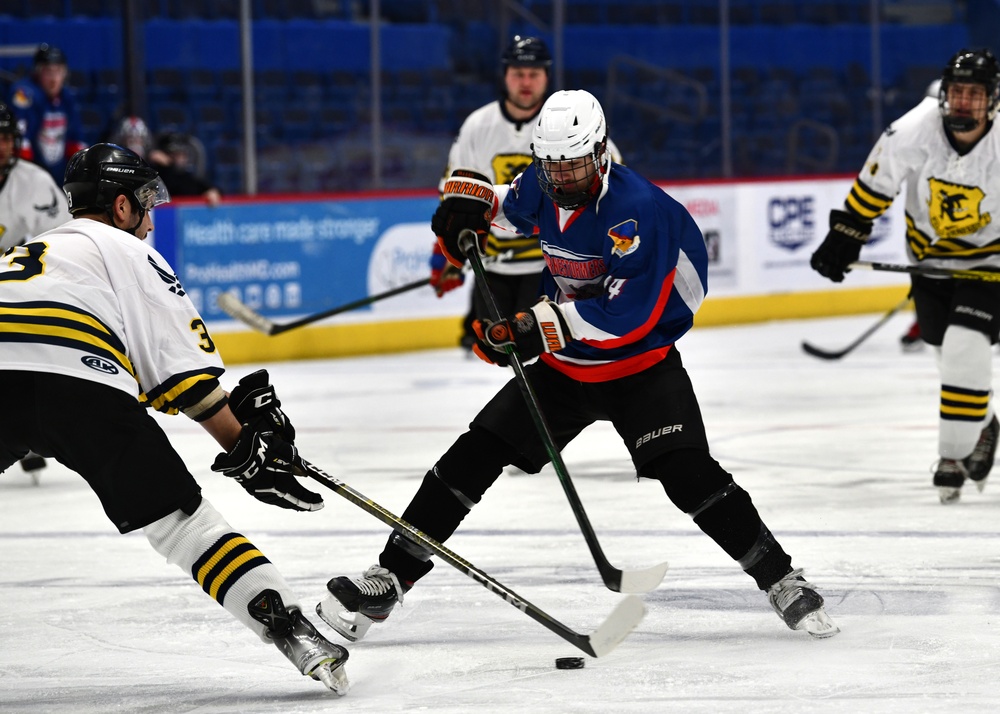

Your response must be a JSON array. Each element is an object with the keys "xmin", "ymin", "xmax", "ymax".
[
  {"xmin": 310, "ymin": 658, "xmax": 350, "ymax": 696},
  {"xmin": 937, "ymin": 486, "xmax": 962, "ymax": 504},
  {"xmin": 316, "ymin": 598, "xmax": 371, "ymax": 643},
  {"xmin": 972, "ymin": 477, "xmax": 989, "ymax": 493},
  {"xmin": 796, "ymin": 609, "xmax": 840, "ymax": 639}
]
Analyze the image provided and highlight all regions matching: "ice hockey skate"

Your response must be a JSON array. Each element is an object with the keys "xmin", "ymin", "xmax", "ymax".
[
  {"xmin": 767, "ymin": 569, "xmax": 839, "ymax": 638},
  {"xmin": 933, "ymin": 458, "xmax": 968, "ymax": 504},
  {"xmin": 249, "ymin": 589, "xmax": 350, "ymax": 695},
  {"xmin": 317, "ymin": 564, "xmax": 404, "ymax": 642},
  {"xmin": 965, "ymin": 415, "xmax": 999, "ymax": 490}
]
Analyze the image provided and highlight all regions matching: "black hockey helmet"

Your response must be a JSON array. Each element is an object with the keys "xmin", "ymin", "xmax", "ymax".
[
  {"xmin": 501, "ymin": 35, "xmax": 552, "ymax": 70},
  {"xmin": 34, "ymin": 43, "xmax": 67, "ymax": 66},
  {"xmin": 0, "ymin": 102, "xmax": 20, "ymax": 178},
  {"xmin": 939, "ymin": 48, "xmax": 1000, "ymax": 131},
  {"xmin": 63, "ymin": 143, "xmax": 169, "ymax": 217}
]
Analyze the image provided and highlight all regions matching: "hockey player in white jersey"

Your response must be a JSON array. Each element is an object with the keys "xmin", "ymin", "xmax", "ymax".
[
  {"xmin": 0, "ymin": 100, "xmax": 72, "ymax": 480},
  {"xmin": 811, "ymin": 49, "xmax": 1000, "ymax": 504},
  {"xmin": 0, "ymin": 144, "xmax": 350, "ymax": 694},
  {"xmin": 432, "ymin": 36, "xmax": 620, "ymax": 349}
]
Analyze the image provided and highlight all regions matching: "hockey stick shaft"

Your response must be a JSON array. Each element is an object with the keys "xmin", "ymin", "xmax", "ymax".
[
  {"xmin": 217, "ymin": 277, "xmax": 431, "ymax": 335},
  {"xmin": 801, "ymin": 296, "xmax": 912, "ymax": 360},
  {"xmin": 848, "ymin": 261, "xmax": 1000, "ymax": 283},
  {"xmin": 298, "ymin": 458, "xmax": 644, "ymax": 657},
  {"xmin": 459, "ymin": 231, "xmax": 668, "ymax": 594}
]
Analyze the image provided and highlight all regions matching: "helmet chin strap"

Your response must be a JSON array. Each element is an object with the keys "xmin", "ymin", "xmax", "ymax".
[{"xmin": 108, "ymin": 197, "xmax": 146, "ymax": 236}]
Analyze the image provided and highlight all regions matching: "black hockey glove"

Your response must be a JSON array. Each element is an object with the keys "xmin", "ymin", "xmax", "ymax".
[
  {"xmin": 431, "ymin": 169, "xmax": 495, "ymax": 268},
  {"xmin": 472, "ymin": 298, "xmax": 574, "ymax": 366},
  {"xmin": 211, "ymin": 426, "xmax": 323, "ymax": 512},
  {"xmin": 810, "ymin": 209, "xmax": 872, "ymax": 283},
  {"xmin": 228, "ymin": 369, "xmax": 295, "ymax": 443}
]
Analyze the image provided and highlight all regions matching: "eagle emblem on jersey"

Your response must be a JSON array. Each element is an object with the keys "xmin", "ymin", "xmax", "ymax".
[
  {"xmin": 147, "ymin": 255, "xmax": 186, "ymax": 297},
  {"xmin": 927, "ymin": 177, "xmax": 991, "ymax": 239},
  {"xmin": 608, "ymin": 220, "xmax": 640, "ymax": 257}
]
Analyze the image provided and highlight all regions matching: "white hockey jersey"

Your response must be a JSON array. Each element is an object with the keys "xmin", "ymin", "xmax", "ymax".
[
  {"xmin": 0, "ymin": 218, "xmax": 224, "ymax": 413},
  {"xmin": 441, "ymin": 99, "xmax": 622, "ymax": 276},
  {"xmin": 846, "ymin": 98, "xmax": 1000, "ymax": 270},
  {"xmin": 0, "ymin": 158, "xmax": 71, "ymax": 251}
]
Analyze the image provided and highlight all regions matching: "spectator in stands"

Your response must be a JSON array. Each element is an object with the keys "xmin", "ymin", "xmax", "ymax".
[
  {"xmin": 110, "ymin": 118, "xmax": 221, "ymax": 207},
  {"xmin": 431, "ymin": 36, "xmax": 620, "ymax": 352},
  {"xmin": 148, "ymin": 132, "xmax": 222, "ymax": 207},
  {"xmin": 109, "ymin": 115, "xmax": 153, "ymax": 159},
  {"xmin": 9, "ymin": 44, "xmax": 86, "ymax": 186}
]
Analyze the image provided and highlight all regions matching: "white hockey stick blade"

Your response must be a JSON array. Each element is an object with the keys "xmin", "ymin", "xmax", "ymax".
[
  {"xmin": 216, "ymin": 292, "xmax": 277, "ymax": 335},
  {"xmin": 586, "ymin": 595, "xmax": 647, "ymax": 658},
  {"xmin": 616, "ymin": 560, "xmax": 670, "ymax": 594}
]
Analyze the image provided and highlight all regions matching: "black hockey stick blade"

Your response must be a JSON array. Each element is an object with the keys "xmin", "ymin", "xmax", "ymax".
[
  {"xmin": 216, "ymin": 277, "xmax": 432, "ymax": 336},
  {"xmin": 297, "ymin": 458, "xmax": 645, "ymax": 657},
  {"xmin": 458, "ymin": 231, "xmax": 669, "ymax": 594},
  {"xmin": 801, "ymin": 296, "xmax": 911, "ymax": 361}
]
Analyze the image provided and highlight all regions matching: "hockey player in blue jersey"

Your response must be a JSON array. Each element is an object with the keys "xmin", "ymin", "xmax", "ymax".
[{"xmin": 319, "ymin": 90, "xmax": 839, "ymax": 642}]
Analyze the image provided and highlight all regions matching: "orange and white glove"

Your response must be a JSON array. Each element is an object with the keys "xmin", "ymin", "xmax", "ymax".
[{"xmin": 471, "ymin": 298, "xmax": 573, "ymax": 366}]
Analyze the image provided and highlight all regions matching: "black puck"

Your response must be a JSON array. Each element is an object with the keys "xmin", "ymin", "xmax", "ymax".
[{"xmin": 555, "ymin": 657, "xmax": 585, "ymax": 669}]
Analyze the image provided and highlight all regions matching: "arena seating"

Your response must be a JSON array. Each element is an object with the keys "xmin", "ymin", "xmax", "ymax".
[{"xmin": 0, "ymin": 0, "xmax": 973, "ymax": 194}]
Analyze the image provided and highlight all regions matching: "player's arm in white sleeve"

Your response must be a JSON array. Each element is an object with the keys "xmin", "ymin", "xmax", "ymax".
[{"xmin": 115, "ymin": 244, "xmax": 227, "ymax": 419}]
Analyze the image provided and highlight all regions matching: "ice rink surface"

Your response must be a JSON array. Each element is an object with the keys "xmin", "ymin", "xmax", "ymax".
[{"xmin": 4, "ymin": 309, "xmax": 1000, "ymax": 714}]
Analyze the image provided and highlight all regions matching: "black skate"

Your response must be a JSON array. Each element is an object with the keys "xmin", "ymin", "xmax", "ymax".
[
  {"xmin": 317, "ymin": 564, "xmax": 404, "ymax": 642},
  {"xmin": 933, "ymin": 458, "xmax": 968, "ymax": 504},
  {"xmin": 767, "ymin": 569, "xmax": 839, "ymax": 638},
  {"xmin": 965, "ymin": 415, "xmax": 999, "ymax": 490},
  {"xmin": 249, "ymin": 589, "xmax": 350, "ymax": 695}
]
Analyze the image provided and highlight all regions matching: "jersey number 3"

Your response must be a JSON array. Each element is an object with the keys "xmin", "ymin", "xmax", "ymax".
[{"xmin": 0, "ymin": 242, "xmax": 47, "ymax": 282}]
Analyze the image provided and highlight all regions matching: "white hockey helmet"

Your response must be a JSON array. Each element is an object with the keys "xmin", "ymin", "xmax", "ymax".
[{"xmin": 531, "ymin": 89, "xmax": 609, "ymax": 209}]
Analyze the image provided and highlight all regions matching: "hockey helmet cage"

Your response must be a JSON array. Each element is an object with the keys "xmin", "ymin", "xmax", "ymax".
[
  {"xmin": 501, "ymin": 35, "xmax": 552, "ymax": 70},
  {"xmin": 34, "ymin": 43, "xmax": 67, "ymax": 66},
  {"xmin": 939, "ymin": 48, "xmax": 1000, "ymax": 131},
  {"xmin": 63, "ymin": 143, "xmax": 170, "ymax": 217},
  {"xmin": 0, "ymin": 102, "xmax": 20, "ymax": 178},
  {"xmin": 531, "ymin": 90, "xmax": 609, "ymax": 209}
]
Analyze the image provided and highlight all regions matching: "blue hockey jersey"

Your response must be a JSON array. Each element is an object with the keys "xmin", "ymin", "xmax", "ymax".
[{"xmin": 493, "ymin": 162, "xmax": 708, "ymax": 382}]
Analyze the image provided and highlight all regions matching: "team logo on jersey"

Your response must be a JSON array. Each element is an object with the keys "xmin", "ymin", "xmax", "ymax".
[
  {"xmin": 34, "ymin": 189, "xmax": 60, "ymax": 217},
  {"xmin": 608, "ymin": 220, "xmax": 640, "ymax": 257},
  {"xmin": 492, "ymin": 154, "xmax": 532, "ymax": 185},
  {"xmin": 147, "ymin": 255, "xmax": 186, "ymax": 297},
  {"xmin": 927, "ymin": 177, "xmax": 991, "ymax": 239},
  {"xmin": 81, "ymin": 355, "xmax": 119, "ymax": 374},
  {"xmin": 12, "ymin": 88, "xmax": 30, "ymax": 109}
]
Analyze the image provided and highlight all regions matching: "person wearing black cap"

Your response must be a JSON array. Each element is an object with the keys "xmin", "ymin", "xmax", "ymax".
[{"xmin": 9, "ymin": 43, "xmax": 87, "ymax": 186}]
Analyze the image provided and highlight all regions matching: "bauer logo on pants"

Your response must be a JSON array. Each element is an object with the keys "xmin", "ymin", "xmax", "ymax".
[{"xmin": 635, "ymin": 424, "xmax": 683, "ymax": 449}]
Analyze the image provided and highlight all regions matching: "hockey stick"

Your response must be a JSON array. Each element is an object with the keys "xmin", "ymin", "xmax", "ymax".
[
  {"xmin": 217, "ymin": 277, "xmax": 431, "ymax": 335},
  {"xmin": 848, "ymin": 260, "xmax": 1000, "ymax": 283},
  {"xmin": 298, "ymin": 458, "xmax": 645, "ymax": 658},
  {"xmin": 459, "ymin": 231, "xmax": 669, "ymax": 594},
  {"xmin": 801, "ymin": 296, "xmax": 912, "ymax": 360}
]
